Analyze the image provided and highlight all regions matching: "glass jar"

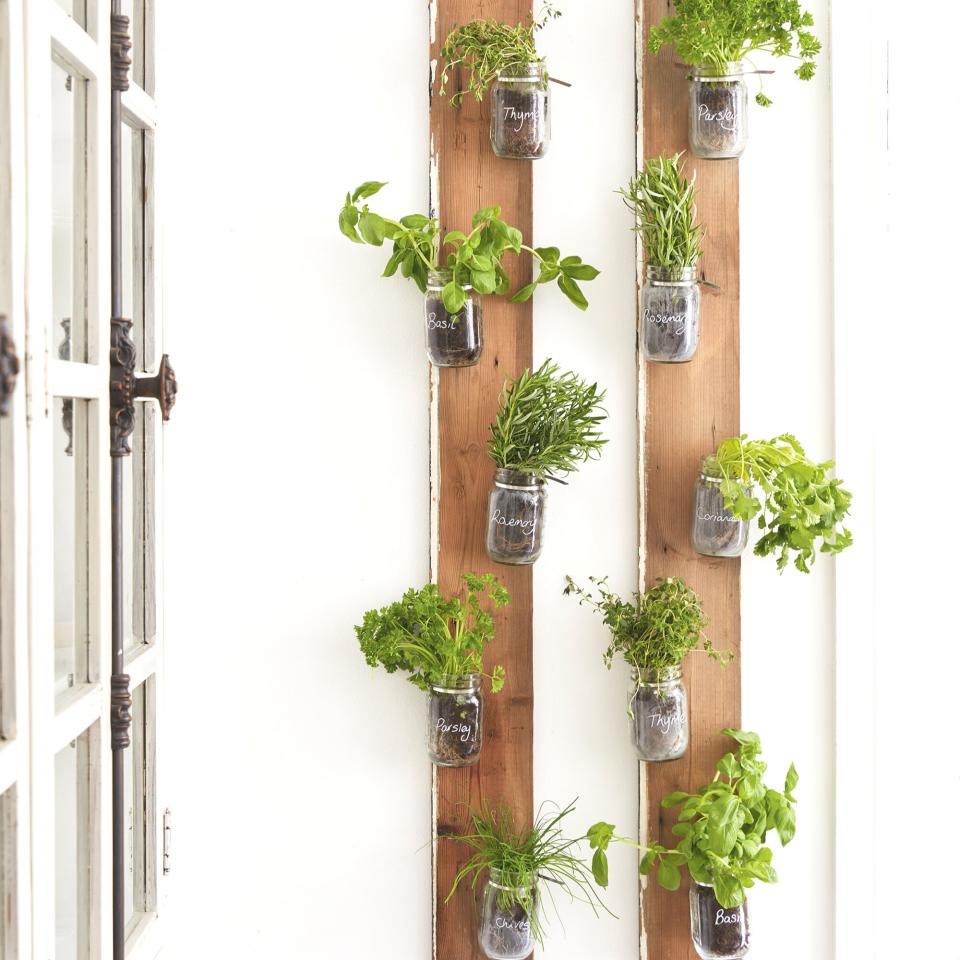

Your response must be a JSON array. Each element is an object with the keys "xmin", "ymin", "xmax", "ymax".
[
  {"xmin": 427, "ymin": 674, "xmax": 483, "ymax": 767},
  {"xmin": 479, "ymin": 868, "xmax": 536, "ymax": 960},
  {"xmin": 641, "ymin": 265, "xmax": 701, "ymax": 363},
  {"xmin": 690, "ymin": 882, "xmax": 750, "ymax": 959},
  {"xmin": 491, "ymin": 63, "xmax": 550, "ymax": 160},
  {"xmin": 486, "ymin": 469, "xmax": 546, "ymax": 565},
  {"xmin": 688, "ymin": 62, "xmax": 749, "ymax": 159},
  {"xmin": 424, "ymin": 270, "xmax": 482, "ymax": 367},
  {"xmin": 691, "ymin": 458, "xmax": 750, "ymax": 558},
  {"xmin": 630, "ymin": 665, "xmax": 689, "ymax": 762}
]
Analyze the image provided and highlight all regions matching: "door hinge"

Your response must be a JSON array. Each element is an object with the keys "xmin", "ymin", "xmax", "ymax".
[{"xmin": 163, "ymin": 808, "xmax": 172, "ymax": 875}]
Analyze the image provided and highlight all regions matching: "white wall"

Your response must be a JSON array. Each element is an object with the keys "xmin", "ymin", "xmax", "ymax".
[{"xmin": 159, "ymin": 2, "xmax": 838, "ymax": 958}]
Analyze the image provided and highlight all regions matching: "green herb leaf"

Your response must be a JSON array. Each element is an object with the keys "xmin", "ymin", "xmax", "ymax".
[
  {"xmin": 358, "ymin": 211, "xmax": 387, "ymax": 246},
  {"xmin": 352, "ymin": 180, "xmax": 388, "ymax": 201}
]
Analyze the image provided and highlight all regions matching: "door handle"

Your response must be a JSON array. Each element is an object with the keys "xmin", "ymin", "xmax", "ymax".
[{"xmin": 0, "ymin": 315, "xmax": 19, "ymax": 417}]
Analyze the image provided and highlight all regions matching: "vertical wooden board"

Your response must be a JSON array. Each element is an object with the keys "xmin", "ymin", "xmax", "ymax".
[
  {"xmin": 429, "ymin": 3, "xmax": 534, "ymax": 960},
  {"xmin": 639, "ymin": 1, "xmax": 742, "ymax": 957}
]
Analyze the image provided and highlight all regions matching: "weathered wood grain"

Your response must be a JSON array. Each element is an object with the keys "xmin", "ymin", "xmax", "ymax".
[{"xmin": 429, "ymin": 3, "xmax": 534, "ymax": 959}]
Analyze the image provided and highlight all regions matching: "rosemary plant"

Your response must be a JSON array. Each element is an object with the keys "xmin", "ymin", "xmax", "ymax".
[
  {"xmin": 339, "ymin": 180, "xmax": 598, "ymax": 312},
  {"xmin": 444, "ymin": 799, "xmax": 612, "ymax": 945},
  {"xmin": 438, "ymin": 4, "xmax": 560, "ymax": 105},
  {"xmin": 488, "ymin": 360, "xmax": 607, "ymax": 480},
  {"xmin": 706, "ymin": 433, "xmax": 853, "ymax": 573},
  {"xmin": 564, "ymin": 575, "xmax": 729, "ymax": 675},
  {"xmin": 648, "ymin": 0, "xmax": 821, "ymax": 105},
  {"xmin": 355, "ymin": 573, "xmax": 510, "ymax": 692},
  {"xmin": 619, "ymin": 153, "xmax": 703, "ymax": 278}
]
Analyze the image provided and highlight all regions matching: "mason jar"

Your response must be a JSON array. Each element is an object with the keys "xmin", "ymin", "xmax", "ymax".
[
  {"xmin": 688, "ymin": 62, "xmax": 748, "ymax": 159},
  {"xmin": 427, "ymin": 674, "xmax": 483, "ymax": 767},
  {"xmin": 486, "ymin": 469, "xmax": 546, "ymax": 565},
  {"xmin": 424, "ymin": 270, "xmax": 482, "ymax": 367},
  {"xmin": 641, "ymin": 265, "xmax": 700, "ymax": 363},
  {"xmin": 691, "ymin": 458, "xmax": 749, "ymax": 558},
  {"xmin": 630, "ymin": 665, "xmax": 689, "ymax": 762},
  {"xmin": 491, "ymin": 63, "xmax": 550, "ymax": 160},
  {"xmin": 479, "ymin": 868, "xmax": 536, "ymax": 960},
  {"xmin": 690, "ymin": 882, "xmax": 750, "ymax": 959}
]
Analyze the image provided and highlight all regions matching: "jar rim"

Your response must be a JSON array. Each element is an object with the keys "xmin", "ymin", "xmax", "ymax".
[
  {"xmin": 496, "ymin": 61, "xmax": 547, "ymax": 80},
  {"xmin": 633, "ymin": 664, "xmax": 683, "ymax": 684},
  {"xmin": 645, "ymin": 264, "xmax": 698, "ymax": 284},
  {"xmin": 430, "ymin": 673, "xmax": 481, "ymax": 691},
  {"xmin": 427, "ymin": 269, "xmax": 473, "ymax": 292},
  {"xmin": 690, "ymin": 61, "xmax": 745, "ymax": 79},
  {"xmin": 489, "ymin": 866, "xmax": 536, "ymax": 893},
  {"xmin": 494, "ymin": 467, "xmax": 543, "ymax": 489}
]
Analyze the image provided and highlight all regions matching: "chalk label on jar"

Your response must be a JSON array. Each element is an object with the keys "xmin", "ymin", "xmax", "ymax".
[
  {"xmin": 495, "ymin": 917, "xmax": 530, "ymax": 933},
  {"xmin": 698, "ymin": 103, "xmax": 737, "ymax": 131},
  {"xmin": 648, "ymin": 710, "xmax": 684, "ymax": 732},
  {"xmin": 715, "ymin": 909, "xmax": 742, "ymax": 926},
  {"xmin": 492, "ymin": 509, "xmax": 536, "ymax": 537},
  {"xmin": 427, "ymin": 311, "xmax": 462, "ymax": 331},
  {"xmin": 644, "ymin": 308, "xmax": 687, "ymax": 334},
  {"xmin": 502, "ymin": 105, "xmax": 537, "ymax": 132},
  {"xmin": 436, "ymin": 718, "xmax": 475, "ymax": 743},
  {"xmin": 697, "ymin": 510, "xmax": 740, "ymax": 524}
]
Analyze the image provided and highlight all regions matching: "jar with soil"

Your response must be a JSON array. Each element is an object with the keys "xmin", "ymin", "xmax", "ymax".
[
  {"xmin": 630, "ymin": 665, "xmax": 689, "ymax": 762},
  {"xmin": 690, "ymin": 882, "xmax": 750, "ymax": 959},
  {"xmin": 691, "ymin": 458, "xmax": 750, "ymax": 558},
  {"xmin": 478, "ymin": 868, "xmax": 536, "ymax": 960},
  {"xmin": 427, "ymin": 674, "xmax": 483, "ymax": 767},
  {"xmin": 424, "ymin": 270, "xmax": 483, "ymax": 367},
  {"xmin": 486, "ymin": 469, "xmax": 547, "ymax": 565},
  {"xmin": 490, "ymin": 63, "xmax": 550, "ymax": 160},
  {"xmin": 641, "ymin": 265, "xmax": 700, "ymax": 363},
  {"xmin": 688, "ymin": 62, "xmax": 749, "ymax": 159}
]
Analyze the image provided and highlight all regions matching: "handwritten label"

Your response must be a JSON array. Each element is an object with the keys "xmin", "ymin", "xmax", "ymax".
[
  {"xmin": 698, "ymin": 103, "xmax": 737, "ymax": 132},
  {"xmin": 502, "ymin": 105, "xmax": 538, "ymax": 132},
  {"xmin": 495, "ymin": 916, "xmax": 530, "ymax": 933},
  {"xmin": 492, "ymin": 509, "xmax": 536, "ymax": 537},
  {"xmin": 426, "ymin": 311, "xmax": 463, "ymax": 331},
  {"xmin": 715, "ymin": 908, "xmax": 743, "ymax": 926},
  {"xmin": 696, "ymin": 510, "xmax": 740, "ymax": 524},
  {"xmin": 644, "ymin": 308, "xmax": 688, "ymax": 335},
  {"xmin": 648, "ymin": 710, "xmax": 684, "ymax": 732},
  {"xmin": 436, "ymin": 717, "xmax": 475, "ymax": 743}
]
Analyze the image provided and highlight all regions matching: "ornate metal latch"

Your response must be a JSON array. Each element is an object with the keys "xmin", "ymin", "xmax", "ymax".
[{"xmin": 0, "ymin": 315, "xmax": 19, "ymax": 417}]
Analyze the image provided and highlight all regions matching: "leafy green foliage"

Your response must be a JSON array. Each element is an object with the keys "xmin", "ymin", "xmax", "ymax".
[
  {"xmin": 355, "ymin": 573, "xmax": 510, "ymax": 692},
  {"xmin": 563, "ymin": 576, "xmax": 729, "ymax": 674},
  {"xmin": 648, "ymin": 0, "xmax": 821, "ymax": 105},
  {"xmin": 488, "ymin": 360, "xmax": 607, "ymax": 480},
  {"xmin": 438, "ymin": 4, "xmax": 560, "ymax": 106},
  {"xmin": 637, "ymin": 729, "xmax": 798, "ymax": 908},
  {"xmin": 444, "ymin": 799, "xmax": 612, "ymax": 945},
  {"xmin": 338, "ymin": 180, "xmax": 598, "ymax": 312},
  {"xmin": 706, "ymin": 434, "xmax": 853, "ymax": 573},
  {"xmin": 618, "ymin": 153, "xmax": 703, "ymax": 275}
]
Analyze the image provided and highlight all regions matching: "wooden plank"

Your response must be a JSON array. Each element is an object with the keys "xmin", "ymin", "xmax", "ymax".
[
  {"xmin": 638, "ymin": 2, "xmax": 742, "ymax": 957},
  {"xmin": 429, "ymin": 2, "xmax": 534, "ymax": 959}
]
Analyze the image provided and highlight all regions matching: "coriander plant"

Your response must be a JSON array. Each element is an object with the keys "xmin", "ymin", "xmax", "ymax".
[
  {"xmin": 438, "ymin": 4, "xmax": 560, "ymax": 106},
  {"xmin": 445, "ymin": 799, "xmax": 612, "ymax": 946},
  {"xmin": 706, "ymin": 433, "xmax": 853, "ymax": 573},
  {"xmin": 488, "ymin": 360, "xmax": 607, "ymax": 480},
  {"xmin": 648, "ymin": 0, "xmax": 822, "ymax": 106},
  {"xmin": 339, "ymin": 180, "xmax": 598, "ymax": 312},
  {"xmin": 564, "ymin": 575, "xmax": 729, "ymax": 675},
  {"xmin": 355, "ymin": 573, "xmax": 510, "ymax": 692},
  {"xmin": 619, "ymin": 153, "xmax": 703, "ymax": 277}
]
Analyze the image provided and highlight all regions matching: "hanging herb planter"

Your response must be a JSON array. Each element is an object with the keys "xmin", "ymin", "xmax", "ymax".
[
  {"xmin": 692, "ymin": 434, "xmax": 854, "ymax": 572},
  {"xmin": 444, "ymin": 800, "xmax": 613, "ymax": 959},
  {"xmin": 648, "ymin": 0, "xmax": 821, "ymax": 159},
  {"xmin": 486, "ymin": 360, "xmax": 607, "ymax": 565},
  {"xmin": 690, "ymin": 882, "xmax": 750, "ymax": 959},
  {"xmin": 339, "ymin": 181, "xmax": 598, "ymax": 366},
  {"xmin": 439, "ymin": 6, "xmax": 563, "ymax": 160},
  {"xmin": 564, "ymin": 576, "xmax": 729, "ymax": 762},
  {"xmin": 354, "ymin": 573, "xmax": 509, "ymax": 767},
  {"xmin": 619, "ymin": 153, "xmax": 705, "ymax": 363}
]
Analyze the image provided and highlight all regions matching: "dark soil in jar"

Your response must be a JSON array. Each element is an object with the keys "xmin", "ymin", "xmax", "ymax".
[
  {"xmin": 632, "ymin": 685, "xmax": 687, "ymax": 761},
  {"xmin": 429, "ymin": 690, "xmax": 481, "ymax": 766},
  {"xmin": 693, "ymin": 82, "xmax": 742, "ymax": 155},
  {"xmin": 642, "ymin": 286, "xmax": 699, "ymax": 362},
  {"xmin": 425, "ymin": 295, "xmax": 481, "ymax": 366},
  {"xmin": 692, "ymin": 481, "xmax": 748, "ymax": 557},
  {"xmin": 492, "ymin": 86, "xmax": 548, "ymax": 159},
  {"xmin": 487, "ymin": 488, "xmax": 544, "ymax": 565},
  {"xmin": 693, "ymin": 885, "xmax": 749, "ymax": 957},
  {"xmin": 481, "ymin": 900, "xmax": 534, "ymax": 959}
]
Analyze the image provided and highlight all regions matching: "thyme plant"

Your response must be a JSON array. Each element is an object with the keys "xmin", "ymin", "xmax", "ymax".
[
  {"xmin": 438, "ymin": 4, "xmax": 560, "ymax": 106},
  {"xmin": 339, "ymin": 180, "xmax": 598, "ymax": 312},
  {"xmin": 488, "ymin": 360, "xmax": 607, "ymax": 480},
  {"xmin": 444, "ymin": 799, "xmax": 612, "ymax": 945},
  {"xmin": 648, "ymin": 0, "xmax": 821, "ymax": 105},
  {"xmin": 355, "ymin": 573, "xmax": 510, "ymax": 692},
  {"xmin": 563, "ymin": 576, "xmax": 729, "ymax": 675},
  {"xmin": 619, "ymin": 153, "xmax": 703, "ymax": 278},
  {"xmin": 706, "ymin": 433, "xmax": 853, "ymax": 573}
]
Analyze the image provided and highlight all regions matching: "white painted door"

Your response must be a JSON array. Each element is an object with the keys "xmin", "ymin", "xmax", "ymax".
[{"xmin": 0, "ymin": 0, "xmax": 167, "ymax": 956}]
